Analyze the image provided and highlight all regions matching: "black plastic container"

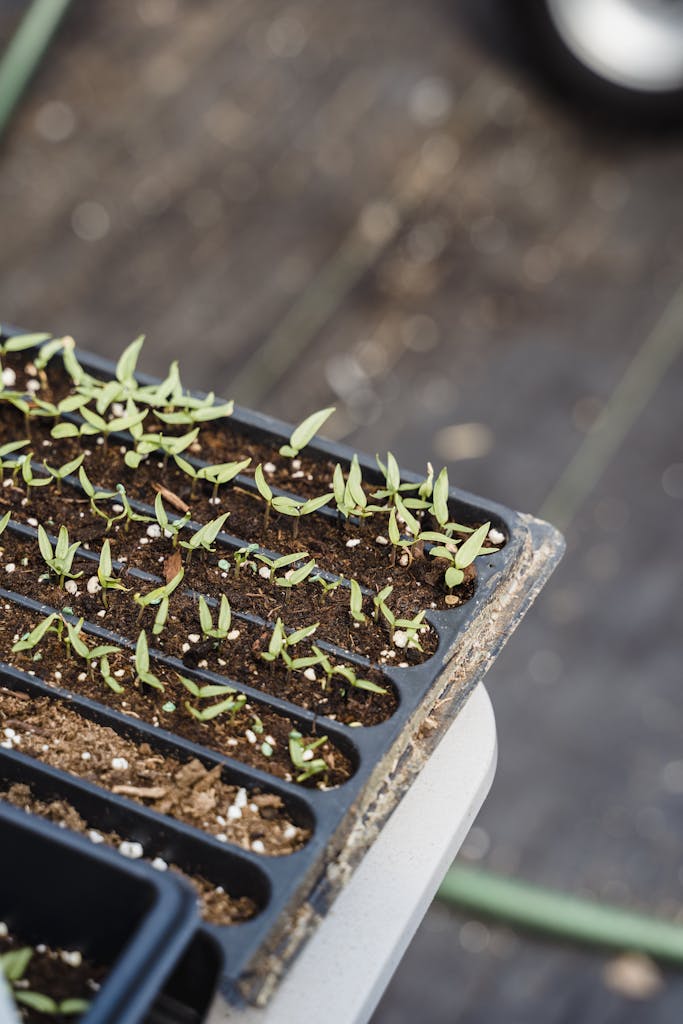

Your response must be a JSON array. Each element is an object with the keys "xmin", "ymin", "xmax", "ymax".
[
  {"xmin": 0, "ymin": 331, "xmax": 564, "ymax": 1008},
  {"xmin": 0, "ymin": 799, "xmax": 200, "ymax": 1024}
]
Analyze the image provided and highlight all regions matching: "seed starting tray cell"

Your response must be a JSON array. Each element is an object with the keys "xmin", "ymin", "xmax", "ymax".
[{"xmin": 0, "ymin": 336, "xmax": 564, "ymax": 1008}]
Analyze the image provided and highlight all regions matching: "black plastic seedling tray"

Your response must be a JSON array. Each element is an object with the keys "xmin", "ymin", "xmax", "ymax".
[
  {"xmin": 0, "ymin": 331, "xmax": 564, "ymax": 1009},
  {"xmin": 0, "ymin": 799, "xmax": 200, "ymax": 1024}
]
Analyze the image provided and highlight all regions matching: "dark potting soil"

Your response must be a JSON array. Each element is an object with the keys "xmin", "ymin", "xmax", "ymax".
[
  {"xmin": 0, "ymin": 784, "xmax": 256, "ymax": 925},
  {"xmin": 0, "ymin": 689, "xmax": 309, "ymax": 856},
  {"xmin": 0, "ymin": 598, "xmax": 353, "ymax": 783},
  {"xmin": 0, "ymin": 928, "xmax": 106, "ymax": 1023},
  {"xmin": 0, "ymin": 532, "xmax": 399, "ymax": 728}
]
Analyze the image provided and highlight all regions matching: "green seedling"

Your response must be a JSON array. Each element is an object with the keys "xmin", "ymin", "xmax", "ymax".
[
  {"xmin": 254, "ymin": 550, "xmax": 308, "ymax": 583},
  {"xmin": 179, "ymin": 675, "xmax": 247, "ymax": 722},
  {"xmin": 133, "ymin": 566, "xmax": 185, "ymax": 620},
  {"xmin": 331, "ymin": 663, "xmax": 388, "ymax": 695},
  {"xmin": 29, "ymin": 393, "xmax": 89, "ymax": 422},
  {"xmin": 125, "ymin": 427, "xmax": 199, "ymax": 469},
  {"xmin": 349, "ymin": 578, "xmax": 367, "ymax": 623},
  {"xmin": 372, "ymin": 585, "xmax": 394, "ymax": 623},
  {"xmin": 114, "ymin": 484, "xmax": 155, "ymax": 532},
  {"xmin": 332, "ymin": 455, "xmax": 383, "ymax": 522},
  {"xmin": 11, "ymin": 612, "xmax": 60, "ymax": 653},
  {"xmin": 152, "ymin": 596, "xmax": 170, "ymax": 636},
  {"xmin": 288, "ymin": 730, "xmax": 328, "ymax": 783},
  {"xmin": 279, "ymin": 406, "xmax": 335, "ymax": 459},
  {"xmin": 97, "ymin": 539, "xmax": 128, "ymax": 606},
  {"xmin": 254, "ymin": 463, "xmax": 274, "ymax": 529},
  {"xmin": 37, "ymin": 525, "xmax": 83, "ymax": 587},
  {"xmin": 0, "ymin": 510, "xmax": 11, "ymax": 537},
  {"xmin": 99, "ymin": 654, "xmax": 125, "ymax": 693},
  {"xmin": 19, "ymin": 455, "xmax": 52, "ymax": 502},
  {"xmin": 198, "ymin": 594, "xmax": 232, "ymax": 641},
  {"xmin": 78, "ymin": 468, "xmax": 124, "ymax": 532},
  {"xmin": 63, "ymin": 619, "xmax": 119, "ymax": 675},
  {"xmin": 260, "ymin": 619, "xmax": 320, "ymax": 677},
  {"xmin": 428, "ymin": 521, "xmax": 494, "ymax": 589},
  {"xmin": 276, "ymin": 559, "xmax": 316, "ymax": 591},
  {"xmin": 418, "ymin": 461, "xmax": 434, "ymax": 501},
  {"xmin": 154, "ymin": 492, "xmax": 191, "ymax": 547},
  {"xmin": 0, "ymin": 332, "xmax": 50, "ymax": 357},
  {"xmin": 179, "ymin": 511, "xmax": 230, "ymax": 563},
  {"xmin": 42, "ymin": 453, "xmax": 85, "ymax": 493},
  {"xmin": 311, "ymin": 574, "xmax": 343, "ymax": 598},
  {"xmin": 270, "ymin": 492, "xmax": 333, "ymax": 539},
  {"xmin": 372, "ymin": 452, "xmax": 424, "ymax": 507},
  {"xmin": 134, "ymin": 630, "xmax": 164, "ymax": 691},
  {"xmin": 0, "ymin": 945, "xmax": 89, "ymax": 1018},
  {"xmin": 52, "ymin": 404, "xmax": 148, "ymax": 449},
  {"xmin": 197, "ymin": 457, "xmax": 251, "ymax": 502},
  {"xmin": 427, "ymin": 467, "xmax": 474, "ymax": 536},
  {"xmin": 0, "ymin": 440, "xmax": 29, "ymax": 472},
  {"xmin": 230, "ymin": 544, "xmax": 258, "ymax": 578},
  {"xmin": 155, "ymin": 395, "xmax": 234, "ymax": 426}
]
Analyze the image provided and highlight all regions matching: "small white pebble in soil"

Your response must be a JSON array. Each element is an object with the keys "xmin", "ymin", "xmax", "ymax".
[
  {"xmin": 301, "ymin": 750, "xmax": 314, "ymax": 762},
  {"xmin": 393, "ymin": 631, "xmax": 408, "ymax": 648},
  {"xmin": 235, "ymin": 788, "xmax": 248, "ymax": 809},
  {"xmin": 4, "ymin": 564, "xmax": 15, "ymax": 573},
  {"xmin": 27, "ymin": 517, "xmax": 38, "ymax": 528},
  {"xmin": 266, "ymin": 735, "xmax": 276, "ymax": 746},
  {"xmin": 291, "ymin": 459, "xmax": 302, "ymax": 470},
  {"xmin": 111, "ymin": 403, "xmax": 125, "ymax": 418},
  {"xmin": 251, "ymin": 839, "xmax": 266, "ymax": 854},
  {"xmin": 60, "ymin": 951, "xmax": 82, "ymax": 968},
  {"xmin": 97, "ymin": 608, "xmax": 106, "ymax": 617},
  {"xmin": 146, "ymin": 524, "xmax": 161, "ymax": 539},
  {"xmin": 226, "ymin": 737, "xmax": 238, "ymax": 746},
  {"xmin": 3, "ymin": 728, "xmax": 17, "ymax": 740},
  {"xmin": 151, "ymin": 857, "xmax": 168, "ymax": 871},
  {"xmin": 87, "ymin": 576, "xmax": 101, "ymax": 595},
  {"xmin": 488, "ymin": 528, "xmax": 505, "ymax": 546},
  {"xmin": 398, "ymin": 661, "xmax": 409, "ymax": 668},
  {"xmin": 2, "ymin": 479, "xmax": 12, "ymax": 488},
  {"xmin": 88, "ymin": 830, "xmax": 104, "ymax": 844},
  {"xmin": 227, "ymin": 629, "xmax": 240, "ymax": 641},
  {"xmin": 198, "ymin": 659, "xmax": 208, "ymax": 669},
  {"xmin": 399, "ymin": 553, "xmax": 409, "ymax": 567},
  {"xmin": 375, "ymin": 535, "xmax": 388, "ymax": 545},
  {"xmin": 112, "ymin": 504, "xmax": 123, "ymax": 513},
  {"xmin": 138, "ymin": 537, "xmax": 149, "ymax": 546},
  {"xmin": 26, "ymin": 379, "xmax": 40, "ymax": 393},
  {"xmin": 41, "ymin": 744, "xmax": 49, "ymax": 752},
  {"xmin": 0, "ymin": 922, "xmax": 8, "ymax": 938},
  {"xmin": 181, "ymin": 642, "xmax": 190, "ymax": 653},
  {"xmin": 303, "ymin": 667, "xmax": 317, "ymax": 681},
  {"xmin": 263, "ymin": 462, "xmax": 276, "ymax": 473},
  {"xmin": 258, "ymin": 566, "xmax": 270, "ymax": 579},
  {"xmin": 283, "ymin": 825, "xmax": 298, "ymax": 841},
  {"xmin": 291, "ymin": 470, "xmax": 304, "ymax": 479},
  {"xmin": 118, "ymin": 841, "xmax": 144, "ymax": 859},
  {"xmin": 114, "ymin": 669, "xmax": 125, "ymax": 678},
  {"xmin": 111, "ymin": 756, "xmax": 129, "ymax": 770},
  {"xmin": 346, "ymin": 538, "xmax": 361, "ymax": 548},
  {"xmin": 1, "ymin": 367, "xmax": 16, "ymax": 387},
  {"xmin": 54, "ymin": 671, "xmax": 62, "ymax": 680},
  {"xmin": 227, "ymin": 805, "xmax": 242, "ymax": 821},
  {"xmin": 245, "ymin": 729, "xmax": 257, "ymax": 745},
  {"xmin": 188, "ymin": 633, "xmax": 200, "ymax": 643},
  {"xmin": 81, "ymin": 752, "xmax": 91, "ymax": 761},
  {"xmin": 64, "ymin": 580, "xmax": 79, "ymax": 595},
  {"xmin": 215, "ymin": 833, "xmax": 228, "ymax": 843},
  {"xmin": 249, "ymin": 803, "xmax": 258, "ymax": 813},
  {"xmin": 96, "ymin": 436, "xmax": 104, "ymax": 446}
]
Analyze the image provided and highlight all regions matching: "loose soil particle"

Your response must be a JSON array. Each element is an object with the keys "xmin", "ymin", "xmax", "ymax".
[
  {"xmin": 0, "ymin": 689, "xmax": 310, "ymax": 856},
  {"xmin": 0, "ymin": 784, "xmax": 256, "ymax": 925},
  {"xmin": 0, "ymin": 928, "xmax": 106, "ymax": 1023}
]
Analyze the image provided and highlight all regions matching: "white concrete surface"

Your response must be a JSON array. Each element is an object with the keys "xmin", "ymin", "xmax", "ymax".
[{"xmin": 210, "ymin": 683, "xmax": 497, "ymax": 1024}]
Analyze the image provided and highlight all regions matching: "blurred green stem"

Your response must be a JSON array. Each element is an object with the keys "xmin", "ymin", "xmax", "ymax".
[
  {"xmin": 0, "ymin": 0, "xmax": 72, "ymax": 141},
  {"xmin": 438, "ymin": 865, "xmax": 683, "ymax": 963}
]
